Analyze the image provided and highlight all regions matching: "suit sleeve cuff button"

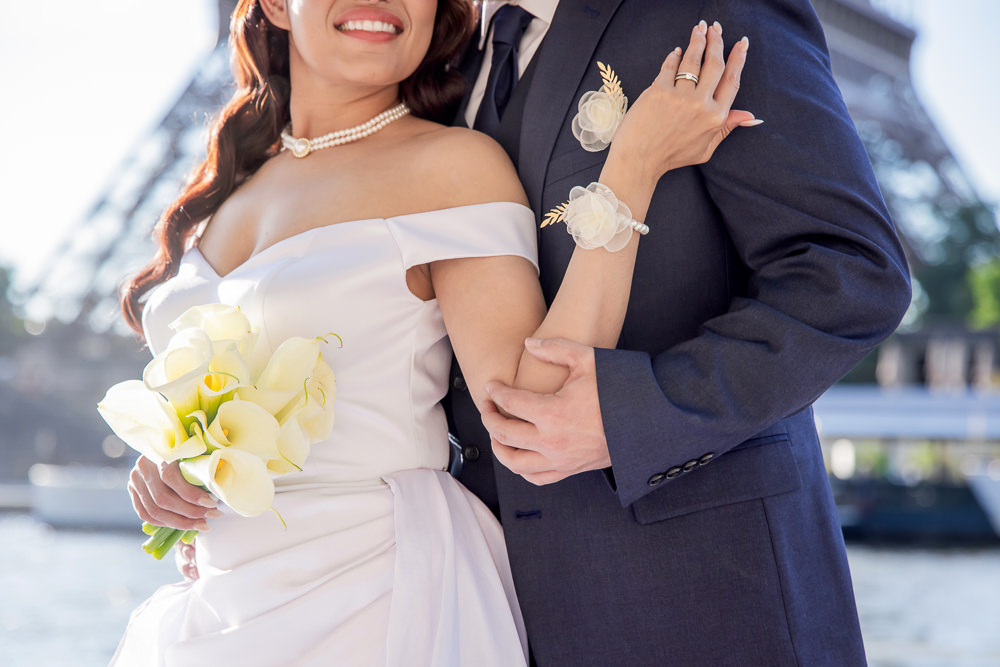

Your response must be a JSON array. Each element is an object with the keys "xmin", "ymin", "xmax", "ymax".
[
  {"xmin": 665, "ymin": 466, "xmax": 683, "ymax": 479},
  {"xmin": 698, "ymin": 452, "xmax": 715, "ymax": 465},
  {"xmin": 647, "ymin": 473, "xmax": 667, "ymax": 486}
]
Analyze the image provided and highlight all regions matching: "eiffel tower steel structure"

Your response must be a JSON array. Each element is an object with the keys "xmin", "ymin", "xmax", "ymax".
[
  {"xmin": 28, "ymin": 0, "xmax": 240, "ymax": 331},
  {"xmin": 31, "ymin": 0, "xmax": 980, "ymax": 331}
]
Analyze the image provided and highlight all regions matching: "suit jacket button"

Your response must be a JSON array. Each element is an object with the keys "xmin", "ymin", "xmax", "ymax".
[
  {"xmin": 462, "ymin": 445, "xmax": 480, "ymax": 462},
  {"xmin": 647, "ymin": 473, "xmax": 666, "ymax": 486},
  {"xmin": 452, "ymin": 375, "xmax": 467, "ymax": 391},
  {"xmin": 698, "ymin": 452, "xmax": 715, "ymax": 465},
  {"xmin": 682, "ymin": 459, "xmax": 698, "ymax": 472},
  {"xmin": 665, "ymin": 466, "xmax": 683, "ymax": 479}
]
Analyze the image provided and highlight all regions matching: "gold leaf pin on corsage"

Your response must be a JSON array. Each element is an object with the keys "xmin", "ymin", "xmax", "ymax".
[{"xmin": 541, "ymin": 202, "xmax": 568, "ymax": 228}]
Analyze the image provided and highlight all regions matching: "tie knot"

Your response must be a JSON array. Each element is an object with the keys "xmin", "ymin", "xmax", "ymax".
[{"xmin": 490, "ymin": 4, "xmax": 533, "ymax": 48}]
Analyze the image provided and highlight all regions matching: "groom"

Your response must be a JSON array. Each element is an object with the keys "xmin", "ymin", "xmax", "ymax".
[{"xmin": 446, "ymin": 0, "xmax": 910, "ymax": 664}]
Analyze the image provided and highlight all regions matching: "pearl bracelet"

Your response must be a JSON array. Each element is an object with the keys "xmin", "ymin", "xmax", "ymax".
[{"xmin": 631, "ymin": 220, "xmax": 650, "ymax": 236}]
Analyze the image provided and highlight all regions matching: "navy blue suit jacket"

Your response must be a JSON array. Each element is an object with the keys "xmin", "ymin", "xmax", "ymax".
[{"xmin": 446, "ymin": 1, "xmax": 910, "ymax": 664}]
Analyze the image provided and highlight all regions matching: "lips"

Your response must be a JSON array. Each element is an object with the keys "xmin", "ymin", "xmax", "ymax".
[
  {"xmin": 334, "ymin": 9, "xmax": 405, "ymax": 38},
  {"xmin": 337, "ymin": 19, "xmax": 401, "ymax": 35}
]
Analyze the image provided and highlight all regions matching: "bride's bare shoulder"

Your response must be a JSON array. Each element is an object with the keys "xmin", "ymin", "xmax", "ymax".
[{"xmin": 407, "ymin": 125, "xmax": 528, "ymax": 207}]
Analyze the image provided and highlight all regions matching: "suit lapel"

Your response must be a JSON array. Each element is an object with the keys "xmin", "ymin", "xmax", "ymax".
[{"xmin": 516, "ymin": 0, "xmax": 624, "ymax": 212}]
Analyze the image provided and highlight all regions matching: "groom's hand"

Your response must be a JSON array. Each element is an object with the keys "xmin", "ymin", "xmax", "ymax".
[{"xmin": 483, "ymin": 338, "xmax": 611, "ymax": 485}]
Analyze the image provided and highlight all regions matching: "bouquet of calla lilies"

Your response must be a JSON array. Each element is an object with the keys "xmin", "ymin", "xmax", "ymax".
[{"xmin": 98, "ymin": 304, "xmax": 337, "ymax": 559}]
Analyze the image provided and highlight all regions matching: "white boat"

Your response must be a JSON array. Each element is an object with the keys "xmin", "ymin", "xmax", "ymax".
[{"xmin": 28, "ymin": 464, "xmax": 138, "ymax": 529}]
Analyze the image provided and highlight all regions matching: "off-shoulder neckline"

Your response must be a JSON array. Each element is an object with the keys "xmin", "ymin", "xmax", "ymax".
[{"xmin": 190, "ymin": 201, "xmax": 533, "ymax": 279}]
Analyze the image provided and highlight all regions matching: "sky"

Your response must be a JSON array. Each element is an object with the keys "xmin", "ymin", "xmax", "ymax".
[{"xmin": 0, "ymin": 1, "xmax": 997, "ymax": 305}]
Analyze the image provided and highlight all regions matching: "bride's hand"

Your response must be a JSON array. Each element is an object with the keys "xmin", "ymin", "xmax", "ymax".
[
  {"xmin": 128, "ymin": 456, "xmax": 221, "ymax": 531},
  {"xmin": 610, "ymin": 20, "xmax": 756, "ymax": 188},
  {"xmin": 175, "ymin": 540, "xmax": 200, "ymax": 581}
]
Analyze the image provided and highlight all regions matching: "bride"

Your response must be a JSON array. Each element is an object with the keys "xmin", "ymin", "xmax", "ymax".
[{"xmin": 113, "ymin": 0, "xmax": 753, "ymax": 664}]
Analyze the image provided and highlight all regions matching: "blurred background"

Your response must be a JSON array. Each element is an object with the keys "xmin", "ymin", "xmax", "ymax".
[{"xmin": 1, "ymin": 0, "xmax": 999, "ymax": 665}]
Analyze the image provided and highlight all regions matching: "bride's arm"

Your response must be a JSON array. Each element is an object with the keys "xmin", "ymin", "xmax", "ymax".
[{"xmin": 434, "ymin": 23, "xmax": 753, "ymax": 409}]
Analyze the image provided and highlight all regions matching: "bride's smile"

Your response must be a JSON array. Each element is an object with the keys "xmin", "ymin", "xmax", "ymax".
[
  {"xmin": 270, "ymin": 0, "xmax": 436, "ymax": 138},
  {"xmin": 283, "ymin": 1, "xmax": 434, "ymax": 89},
  {"xmin": 334, "ymin": 9, "xmax": 406, "ymax": 41}
]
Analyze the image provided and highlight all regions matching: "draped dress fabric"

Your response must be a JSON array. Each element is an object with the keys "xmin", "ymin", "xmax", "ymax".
[{"xmin": 111, "ymin": 203, "xmax": 535, "ymax": 667}]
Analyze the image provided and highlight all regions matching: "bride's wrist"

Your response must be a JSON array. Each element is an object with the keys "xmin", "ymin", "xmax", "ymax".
[{"xmin": 598, "ymin": 149, "xmax": 656, "ymax": 222}]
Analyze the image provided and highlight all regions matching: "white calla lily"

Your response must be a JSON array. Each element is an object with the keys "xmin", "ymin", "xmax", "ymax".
[
  {"xmin": 198, "ymin": 341, "xmax": 251, "ymax": 419},
  {"xmin": 205, "ymin": 400, "xmax": 282, "ymax": 464},
  {"xmin": 97, "ymin": 380, "xmax": 207, "ymax": 463},
  {"xmin": 170, "ymin": 304, "xmax": 257, "ymax": 357},
  {"xmin": 143, "ymin": 328, "xmax": 214, "ymax": 418},
  {"xmin": 270, "ymin": 418, "xmax": 311, "ymax": 474},
  {"xmin": 180, "ymin": 448, "xmax": 275, "ymax": 517},
  {"xmin": 97, "ymin": 304, "xmax": 346, "ymax": 560},
  {"xmin": 239, "ymin": 337, "xmax": 322, "ymax": 421},
  {"xmin": 296, "ymin": 357, "xmax": 337, "ymax": 442}
]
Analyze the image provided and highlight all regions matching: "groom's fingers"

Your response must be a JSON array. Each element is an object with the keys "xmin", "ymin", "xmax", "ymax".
[
  {"xmin": 484, "ymin": 381, "xmax": 551, "ymax": 424},
  {"xmin": 481, "ymin": 399, "xmax": 540, "ymax": 451},
  {"xmin": 521, "ymin": 470, "xmax": 572, "ymax": 486},
  {"xmin": 523, "ymin": 336, "xmax": 588, "ymax": 371},
  {"xmin": 493, "ymin": 440, "xmax": 557, "ymax": 477}
]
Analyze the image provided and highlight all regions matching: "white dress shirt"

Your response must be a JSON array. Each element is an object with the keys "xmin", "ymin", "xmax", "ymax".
[{"xmin": 463, "ymin": 0, "xmax": 560, "ymax": 128}]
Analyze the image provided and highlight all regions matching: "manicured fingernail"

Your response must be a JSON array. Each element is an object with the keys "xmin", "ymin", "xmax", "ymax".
[
  {"xmin": 484, "ymin": 381, "xmax": 498, "ymax": 393},
  {"xmin": 697, "ymin": 20, "xmax": 707, "ymax": 34},
  {"xmin": 206, "ymin": 509, "xmax": 224, "ymax": 518},
  {"xmin": 196, "ymin": 521, "xmax": 210, "ymax": 531},
  {"xmin": 741, "ymin": 36, "xmax": 749, "ymax": 51},
  {"xmin": 739, "ymin": 119, "xmax": 764, "ymax": 127},
  {"xmin": 197, "ymin": 496, "xmax": 217, "ymax": 508},
  {"xmin": 673, "ymin": 47, "xmax": 682, "ymax": 56},
  {"xmin": 712, "ymin": 21, "xmax": 722, "ymax": 34},
  {"xmin": 525, "ymin": 337, "xmax": 541, "ymax": 347}
]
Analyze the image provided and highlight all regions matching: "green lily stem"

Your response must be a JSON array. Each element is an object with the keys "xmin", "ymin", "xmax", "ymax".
[
  {"xmin": 141, "ymin": 526, "xmax": 177, "ymax": 558},
  {"xmin": 140, "ymin": 524, "xmax": 200, "ymax": 560}
]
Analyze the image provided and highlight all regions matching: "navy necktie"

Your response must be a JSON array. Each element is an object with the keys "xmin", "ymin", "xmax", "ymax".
[{"xmin": 473, "ymin": 4, "xmax": 534, "ymax": 136}]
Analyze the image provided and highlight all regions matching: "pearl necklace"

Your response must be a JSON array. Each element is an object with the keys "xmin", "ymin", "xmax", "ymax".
[{"xmin": 280, "ymin": 102, "xmax": 411, "ymax": 158}]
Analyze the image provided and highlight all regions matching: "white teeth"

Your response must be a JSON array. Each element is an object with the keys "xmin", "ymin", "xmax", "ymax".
[{"xmin": 337, "ymin": 20, "xmax": 400, "ymax": 34}]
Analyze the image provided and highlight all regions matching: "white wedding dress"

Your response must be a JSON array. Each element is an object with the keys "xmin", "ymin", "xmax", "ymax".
[{"xmin": 111, "ymin": 203, "xmax": 535, "ymax": 666}]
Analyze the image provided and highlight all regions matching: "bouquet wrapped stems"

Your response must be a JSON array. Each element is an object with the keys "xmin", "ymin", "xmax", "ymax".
[{"xmin": 141, "ymin": 523, "xmax": 199, "ymax": 560}]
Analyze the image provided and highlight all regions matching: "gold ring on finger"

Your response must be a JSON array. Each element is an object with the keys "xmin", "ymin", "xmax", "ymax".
[{"xmin": 674, "ymin": 72, "xmax": 699, "ymax": 84}]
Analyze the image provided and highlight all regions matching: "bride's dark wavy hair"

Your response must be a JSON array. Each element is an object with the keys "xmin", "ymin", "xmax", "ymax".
[{"xmin": 121, "ymin": 0, "xmax": 476, "ymax": 335}]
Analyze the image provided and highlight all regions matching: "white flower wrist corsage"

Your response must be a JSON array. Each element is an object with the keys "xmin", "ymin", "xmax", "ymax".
[
  {"xmin": 571, "ymin": 62, "xmax": 628, "ymax": 152},
  {"xmin": 542, "ymin": 182, "xmax": 649, "ymax": 252}
]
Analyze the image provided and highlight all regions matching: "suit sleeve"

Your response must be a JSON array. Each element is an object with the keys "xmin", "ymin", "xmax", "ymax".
[{"xmin": 596, "ymin": 0, "xmax": 911, "ymax": 507}]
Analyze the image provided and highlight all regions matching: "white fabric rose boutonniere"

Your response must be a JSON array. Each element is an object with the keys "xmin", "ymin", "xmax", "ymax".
[{"xmin": 571, "ymin": 62, "xmax": 628, "ymax": 152}]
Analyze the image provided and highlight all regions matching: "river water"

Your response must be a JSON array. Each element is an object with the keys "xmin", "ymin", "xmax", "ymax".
[{"xmin": 1, "ymin": 513, "xmax": 998, "ymax": 666}]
